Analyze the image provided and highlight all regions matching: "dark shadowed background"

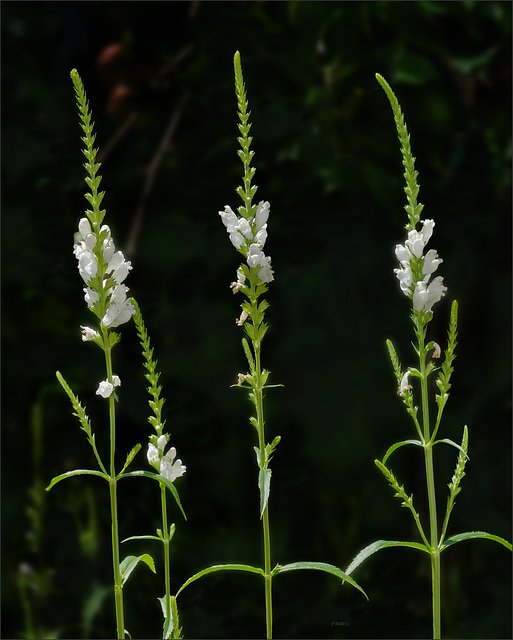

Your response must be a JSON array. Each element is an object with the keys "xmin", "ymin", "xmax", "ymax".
[{"xmin": 2, "ymin": 2, "xmax": 511, "ymax": 638}]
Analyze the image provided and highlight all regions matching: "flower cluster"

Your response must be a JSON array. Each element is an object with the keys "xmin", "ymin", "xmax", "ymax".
[
  {"xmin": 219, "ymin": 201, "xmax": 274, "ymax": 284},
  {"xmin": 147, "ymin": 434, "xmax": 187, "ymax": 483},
  {"xmin": 394, "ymin": 218, "xmax": 447, "ymax": 313},
  {"xmin": 73, "ymin": 217, "xmax": 135, "ymax": 328}
]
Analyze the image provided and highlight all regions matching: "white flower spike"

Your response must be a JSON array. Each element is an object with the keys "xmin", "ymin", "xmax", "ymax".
[{"xmin": 394, "ymin": 217, "xmax": 446, "ymax": 313}]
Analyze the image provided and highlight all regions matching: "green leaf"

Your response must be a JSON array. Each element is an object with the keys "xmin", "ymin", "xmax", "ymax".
[
  {"xmin": 432, "ymin": 437, "xmax": 469, "ymax": 459},
  {"xmin": 345, "ymin": 539, "xmax": 431, "ymax": 576},
  {"xmin": 258, "ymin": 468, "xmax": 272, "ymax": 518},
  {"xmin": 273, "ymin": 561, "xmax": 368, "ymax": 599},
  {"xmin": 158, "ymin": 596, "xmax": 173, "ymax": 639},
  {"xmin": 382, "ymin": 439, "xmax": 423, "ymax": 465},
  {"xmin": 440, "ymin": 531, "xmax": 512, "ymax": 552},
  {"xmin": 119, "ymin": 470, "xmax": 186, "ymax": 520},
  {"xmin": 122, "ymin": 535, "xmax": 162, "ymax": 543},
  {"xmin": 46, "ymin": 469, "xmax": 109, "ymax": 491},
  {"xmin": 175, "ymin": 563, "xmax": 265, "ymax": 597},
  {"xmin": 120, "ymin": 554, "xmax": 156, "ymax": 586}
]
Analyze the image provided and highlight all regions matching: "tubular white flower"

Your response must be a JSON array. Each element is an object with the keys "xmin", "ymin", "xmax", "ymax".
[
  {"xmin": 399, "ymin": 370, "xmax": 413, "ymax": 395},
  {"xmin": 80, "ymin": 325, "xmax": 98, "ymax": 341},
  {"xmin": 219, "ymin": 206, "xmax": 239, "ymax": 231},
  {"xmin": 255, "ymin": 201, "xmax": 270, "ymax": 231},
  {"xmin": 102, "ymin": 284, "xmax": 136, "ymax": 328},
  {"xmin": 160, "ymin": 447, "xmax": 186, "ymax": 483},
  {"xmin": 84, "ymin": 287, "xmax": 99, "ymax": 308},
  {"xmin": 102, "ymin": 236, "xmax": 115, "ymax": 263},
  {"xmin": 78, "ymin": 217, "xmax": 92, "ymax": 239},
  {"xmin": 229, "ymin": 230, "xmax": 245, "ymax": 250},
  {"xmin": 247, "ymin": 243, "xmax": 265, "ymax": 268},
  {"xmin": 96, "ymin": 375, "xmax": 121, "ymax": 398},
  {"xmin": 423, "ymin": 249, "xmax": 443, "ymax": 275},
  {"xmin": 108, "ymin": 250, "xmax": 132, "ymax": 284},
  {"xmin": 96, "ymin": 380, "xmax": 114, "ymax": 398},
  {"xmin": 147, "ymin": 442, "xmax": 159, "ymax": 465}
]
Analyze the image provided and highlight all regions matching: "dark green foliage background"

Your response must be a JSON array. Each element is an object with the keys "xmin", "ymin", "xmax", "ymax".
[{"xmin": 2, "ymin": 2, "xmax": 511, "ymax": 638}]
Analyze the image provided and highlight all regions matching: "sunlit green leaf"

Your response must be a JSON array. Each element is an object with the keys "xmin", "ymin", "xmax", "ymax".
[
  {"xmin": 273, "ymin": 561, "xmax": 367, "ymax": 599},
  {"xmin": 46, "ymin": 469, "xmax": 109, "ymax": 491},
  {"xmin": 176, "ymin": 563, "xmax": 265, "ymax": 597},
  {"xmin": 440, "ymin": 531, "xmax": 512, "ymax": 552}
]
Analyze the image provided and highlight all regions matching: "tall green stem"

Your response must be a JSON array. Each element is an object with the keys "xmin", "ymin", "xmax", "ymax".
[
  {"xmin": 255, "ymin": 345, "xmax": 273, "ymax": 639},
  {"xmin": 104, "ymin": 335, "xmax": 125, "ymax": 639},
  {"xmin": 161, "ymin": 484, "xmax": 172, "ymax": 634},
  {"xmin": 417, "ymin": 316, "xmax": 441, "ymax": 639}
]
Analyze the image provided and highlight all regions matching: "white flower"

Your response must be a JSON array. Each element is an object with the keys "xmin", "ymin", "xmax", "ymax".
[
  {"xmin": 74, "ymin": 242, "xmax": 98, "ymax": 283},
  {"xmin": 421, "ymin": 219, "xmax": 435, "ymax": 244},
  {"xmin": 236, "ymin": 309, "xmax": 249, "ymax": 326},
  {"xmin": 160, "ymin": 447, "xmax": 186, "ymax": 483},
  {"xmin": 255, "ymin": 201, "xmax": 270, "ymax": 231},
  {"xmin": 219, "ymin": 206, "xmax": 239, "ymax": 231},
  {"xmin": 238, "ymin": 218, "xmax": 253, "ymax": 241},
  {"xmin": 247, "ymin": 243, "xmax": 264, "ymax": 268},
  {"xmin": 255, "ymin": 225, "xmax": 267, "ymax": 247},
  {"xmin": 101, "ymin": 284, "xmax": 136, "ymax": 328},
  {"xmin": 413, "ymin": 276, "xmax": 447, "ymax": 313},
  {"xmin": 398, "ymin": 371, "xmax": 412, "ymax": 396},
  {"xmin": 102, "ymin": 236, "xmax": 116, "ymax": 263},
  {"xmin": 78, "ymin": 217, "xmax": 92, "ymax": 239},
  {"xmin": 96, "ymin": 375, "xmax": 121, "ymax": 398},
  {"xmin": 147, "ymin": 443, "xmax": 159, "ymax": 465},
  {"xmin": 147, "ymin": 438, "xmax": 186, "ymax": 482},
  {"xmin": 229, "ymin": 230, "xmax": 245, "ymax": 250},
  {"xmin": 84, "ymin": 287, "xmax": 99, "ymax": 308},
  {"xmin": 422, "ymin": 249, "xmax": 443, "ymax": 275},
  {"xmin": 256, "ymin": 254, "xmax": 274, "ymax": 283},
  {"xmin": 107, "ymin": 251, "xmax": 132, "ymax": 284},
  {"xmin": 80, "ymin": 325, "xmax": 98, "ymax": 341},
  {"xmin": 393, "ymin": 262, "xmax": 413, "ymax": 296}
]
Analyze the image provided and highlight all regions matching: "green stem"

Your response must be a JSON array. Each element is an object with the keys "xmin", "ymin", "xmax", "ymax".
[
  {"xmin": 104, "ymin": 334, "xmax": 125, "ymax": 639},
  {"xmin": 417, "ymin": 316, "xmax": 441, "ymax": 639},
  {"xmin": 161, "ymin": 483, "xmax": 172, "ymax": 635},
  {"xmin": 255, "ymin": 344, "xmax": 273, "ymax": 639}
]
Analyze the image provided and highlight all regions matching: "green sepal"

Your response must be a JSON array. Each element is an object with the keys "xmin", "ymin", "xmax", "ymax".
[
  {"xmin": 273, "ymin": 562, "xmax": 367, "ymax": 600},
  {"xmin": 107, "ymin": 331, "xmax": 121, "ymax": 349},
  {"xmin": 119, "ymin": 554, "xmax": 156, "ymax": 586},
  {"xmin": 440, "ymin": 531, "xmax": 512, "ymax": 552},
  {"xmin": 46, "ymin": 468, "xmax": 109, "ymax": 491},
  {"xmin": 258, "ymin": 468, "xmax": 272, "ymax": 518},
  {"xmin": 249, "ymin": 416, "xmax": 259, "ymax": 431},
  {"xmin": 175, "ymin": 563, "xmax": 265, "ymax": 597},
  {"xmin": 382, "ymin": 439, "xmax": 423, "ymax": 465},
  {"xmin": 119, "ymin": 443, "xmax": 142, "ymax": 475},
  {"xmin": 119, "ymin": 470, "xmax": 186, "ymax": 520},
  {"xmin": 244, "ymin": 323, "xmax": 255, "ymax": 340},
  {"xmin": 345, "ymin": 539, "xmax": 431, "ymax": 576}
]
